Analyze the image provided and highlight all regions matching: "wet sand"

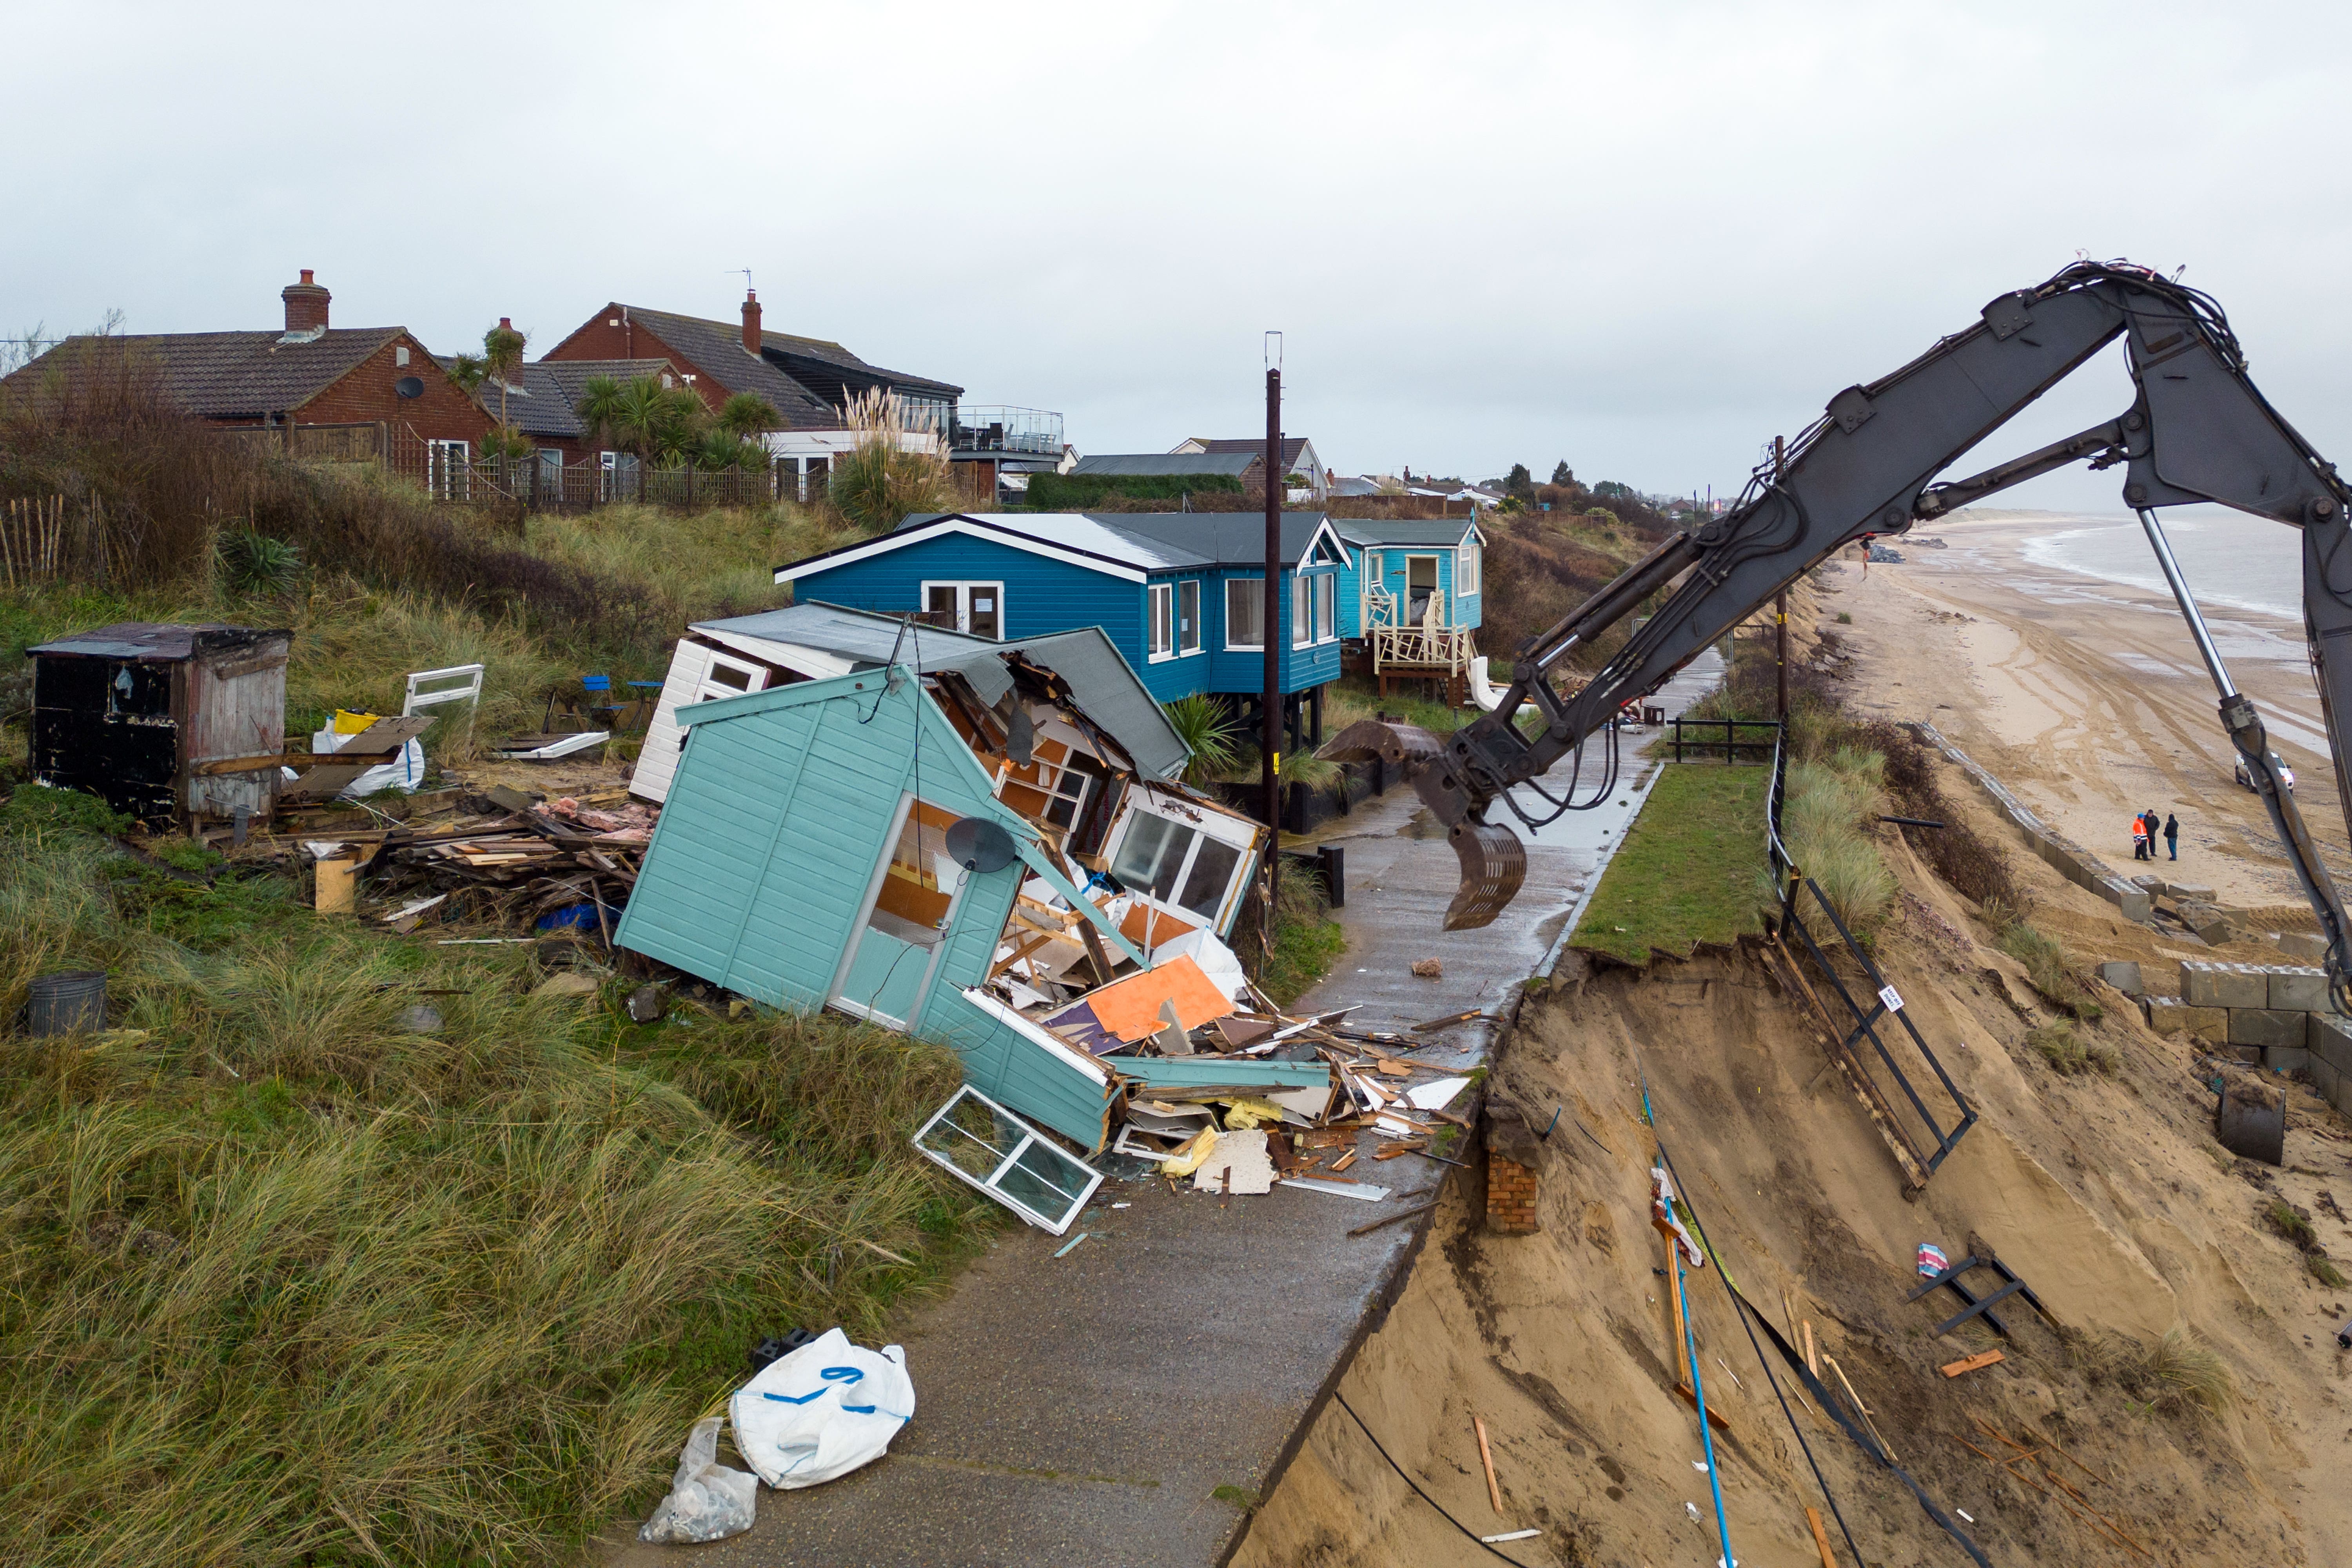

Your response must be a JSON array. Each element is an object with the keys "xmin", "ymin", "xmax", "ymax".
[{"xmin": 1825, "ymin": 511, "xmax": 2346, "ymax": 906}]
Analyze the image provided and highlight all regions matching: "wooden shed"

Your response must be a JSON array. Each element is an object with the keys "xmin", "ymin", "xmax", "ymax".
[
  {"xmin": 614, "ymin": 664, "xmax": 1149, "ymax": 1152},
  {"xmin": 28, "ymin": 622, "xmax": 292, "ymax": 828}
]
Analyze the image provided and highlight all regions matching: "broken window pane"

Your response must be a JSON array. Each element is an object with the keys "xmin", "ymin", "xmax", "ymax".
[
  {"xmin": 1112, "ymin": 811, "xmax": 1190, "ymax": 903},
  {"xmin": 912, "ymin": 1086, "xmax": 1102, "ymax": 1233},
  {"xmin": 1177, "ymin": 835, "xmax": 1242, "ymax": 921}
]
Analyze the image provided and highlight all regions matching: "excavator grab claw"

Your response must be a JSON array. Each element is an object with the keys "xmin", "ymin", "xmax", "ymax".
[{"xmin": 1319, "ymin": 717, "xmax": 1524, "ymax": 927}]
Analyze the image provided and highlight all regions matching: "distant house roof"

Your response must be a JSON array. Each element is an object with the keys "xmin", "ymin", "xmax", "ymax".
[
  {"xmin": 773, "ymin": 511, "xmax": 1351, "ymax": 586},
  {"xmin": 602, "ymin": 307, "xmax": 842, "ymax": 426},
  {"xmin": 12, "ymin": 329, "xmax": 407, "ymax": 421},
  {"xmin": 754, "ymin": 328, "xmax": 961, "ymax": 405},
  {"xmin": 1328, "ymin": 475, "xmax": 1384, "ymax": 497},
  {"xmin": 685, "ymin": 602, "xmax": 1187, "ymax": 779},
  {"xmin": 1181, "ymin": 436, "xmax": 1314, "ymax": 470},
  {"xmin": 1069, "ymin": 452, "xmax": 1259, "ymax": 479},
  {"xmin": 441, "ymin": 358, "xmax": 675, "ymax": 439},
  {"xmin": 1330, "ymin": 517, "xmax": 1485, "ymax": 549}
]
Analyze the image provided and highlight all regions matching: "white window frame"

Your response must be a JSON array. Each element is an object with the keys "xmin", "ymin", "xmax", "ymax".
[
  {"xmin": 1224, "ymin": 577, "xmax": 1265, "ymax": 650},
  {"xmin": 1457, "ymin": 541, "xmax": 1481, "ymax": 598},
  {"xmin": 1291, "ymin": 574, "xmax": 1312, "ymax": 648},
  {"xmin": 1102, "ymin": 790, "xmax": 1262, "ymax": 937},
  {"xmin": 921, "ymin": 580, "xmax": 1007, "ymax": 639},
  {"xmin": 1147, "ymin": 581, "xmax": 1175, "ymax": 662},
  {"xmin": 427, "ymin": 438, "xmax": 470, "ymax": 501},
  {"xmin": 1315, "ymin": 572, "xmax": 1337, "ymax": 643},
  {"xmin": 1178, "ymin": 579, "xmax": 1201, "ymax": 655},
  {"xmin": 911, "ymin": 1083, "xmax": 1103, "ymax": 1234}
]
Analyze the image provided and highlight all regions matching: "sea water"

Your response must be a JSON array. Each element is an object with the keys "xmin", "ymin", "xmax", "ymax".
[{"xmin": 2014, "ymin": 505, "xmax": 2301, "ymax": 621}]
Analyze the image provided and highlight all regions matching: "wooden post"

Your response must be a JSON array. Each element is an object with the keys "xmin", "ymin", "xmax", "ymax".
[{"xmin": 1262, "ymin": 365, "xmax": 1281, "ymax": 918}]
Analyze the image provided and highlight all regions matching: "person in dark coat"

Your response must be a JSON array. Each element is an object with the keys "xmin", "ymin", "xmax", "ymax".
[{"xmin": 2165, "ymin": 812, "xmax": 2180, "ymax": 860}]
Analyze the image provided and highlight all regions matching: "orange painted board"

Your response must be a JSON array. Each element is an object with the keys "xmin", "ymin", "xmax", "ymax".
[
  {"xmin": 1061, "ymin": 955, "xmax": 1232, "ymax": 1042},
  {"xmin": 1940, "ymin": 1349, "xmax": 2005, "ymax": 1378}
]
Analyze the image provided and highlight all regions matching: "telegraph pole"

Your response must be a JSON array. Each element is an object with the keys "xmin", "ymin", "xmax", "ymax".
[
  {"xmin": 1773, "ymin": 436, "xmax": 1789, "ymax": 720},
  {"xmin": 1263, "ymin": 360, "xmax": 1283, "ymax": 916}
]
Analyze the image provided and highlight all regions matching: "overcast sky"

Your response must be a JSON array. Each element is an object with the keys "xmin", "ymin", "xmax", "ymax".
[{"xmin": 8, "ymin": 2, "xmax": 2350, "ymax": 510}]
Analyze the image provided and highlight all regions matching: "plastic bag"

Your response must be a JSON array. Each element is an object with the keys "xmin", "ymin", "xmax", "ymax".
[
  {"xmin": 729, "ymin": 1327, "xmax": 915, "ymax": 1490},
  {"xmin": 637, "ymin": 1416, "xmax": 758, "ymax": 1544}
]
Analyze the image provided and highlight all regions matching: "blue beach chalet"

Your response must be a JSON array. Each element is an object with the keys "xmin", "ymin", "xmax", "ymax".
[
  {"xmin": 774, "ymin": 511, "xmax": 1359, "ymax": 750},
  {"xmin": 1329, "ymin": 516, "xmax": 1487, "ymax": 701}
]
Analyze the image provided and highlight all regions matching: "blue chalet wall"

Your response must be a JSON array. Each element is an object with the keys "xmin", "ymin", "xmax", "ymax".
[{"xmin": 614, "ymin": 668, "xmax": 1136, "ymax": 1150}]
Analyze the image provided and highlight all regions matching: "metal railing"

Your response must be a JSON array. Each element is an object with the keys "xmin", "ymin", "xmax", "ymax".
[
  {"xmin": 1763, "ymin": 722, "xmax": 1976, "ymax": 1190},
  {"xmin": 1669, "ymin": 715, "xmax": 1781, "ymax": 763},
  {"xmin": 951, "ymin": 405, "xmax": 1063, "ymax": 458}
]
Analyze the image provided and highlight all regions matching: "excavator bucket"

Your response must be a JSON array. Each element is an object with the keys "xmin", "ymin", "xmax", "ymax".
[
  {"xmin": 1316, "ymin": 717, "xmax": 1446, "ymax": 770},
  {"xmin": 1441, "ymin": 820, "xmax": 1527, "ymax": 930}
]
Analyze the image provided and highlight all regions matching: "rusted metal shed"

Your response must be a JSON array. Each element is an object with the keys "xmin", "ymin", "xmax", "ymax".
[{"xmin": 28, "ymin": 622, "xmax": 292, "ymax": 828}]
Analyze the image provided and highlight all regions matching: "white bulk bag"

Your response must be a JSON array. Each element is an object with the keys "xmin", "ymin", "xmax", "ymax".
[{"xmin": 728, "ymin": 1327, "xmax": 915, "ymax": 1489}]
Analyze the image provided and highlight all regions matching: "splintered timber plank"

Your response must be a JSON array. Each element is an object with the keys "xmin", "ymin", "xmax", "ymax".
[{"xmin": 1940, "ymin": 1348, "xmax": 2005, "ymax": 1378}]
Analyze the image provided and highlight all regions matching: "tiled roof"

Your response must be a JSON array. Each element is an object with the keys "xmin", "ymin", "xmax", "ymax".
[
  {"xmin": 11, "ymin": 329, "xmax": 403, "ymax": 419},
  {"xmin": 759, "ymin": 328, "xmax": 962, "ymax": 399},
  {"xmin": 615, "ymin": 307, "xmax": 844, "ymax": 427},
  {"xmin": 465, "ymin": 359, "xmax": 674, "ymax": 438}
]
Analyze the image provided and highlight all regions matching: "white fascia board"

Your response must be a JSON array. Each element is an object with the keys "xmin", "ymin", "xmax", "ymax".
[
  {"xmin": 690, "ymin": 628, "xmax": 857, "ymax": 680},
  {"xmin": 956, "ymin": 987, "xmax": 1111, "ymax": 1087},
  {"xmin": 774, "ymin": 516, "xmax": 1148, "ymax": 586}
]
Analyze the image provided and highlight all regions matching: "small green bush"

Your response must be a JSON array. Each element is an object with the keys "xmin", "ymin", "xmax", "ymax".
[
  {"xmin": 2268, "ymin": 1198, "xmax": 2318, "ymax": 1250},
  {"xmin": 2310, "ymin": 1256, "xmax": 2347, "ymax": 1289},
  {"xmin": 1835, "ymin": 611, "xmax": 1853, "ymax": 624},
  {"xmin": 216, "ymin": 526, "xmax": 302, "ymax": 594}
]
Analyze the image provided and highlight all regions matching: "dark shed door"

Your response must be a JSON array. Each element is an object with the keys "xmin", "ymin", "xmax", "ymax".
[{"xmin": 31, "ymin": 656, "xmax": 183, "ymax": 823}]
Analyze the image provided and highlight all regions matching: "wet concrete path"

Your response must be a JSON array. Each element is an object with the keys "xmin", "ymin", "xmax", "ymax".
[
  {"xmin": 602, "ymin": 655, "xmax": 1722, "ymax": 1568},
  {"xmin": 1289, "ymin": 650, "xmax": 1726, "ymax": 1059}
]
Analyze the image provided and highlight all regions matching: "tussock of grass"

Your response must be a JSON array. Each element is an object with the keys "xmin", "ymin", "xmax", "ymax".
[
  {"xmin": 2092, "ymin": 1326, "xmax": 2234, "ymax": 1419},
  {"xmin": 2267, "ymin": 1198, "xmax": 2319, "ymax": 1250},
  {"xmin": 2027, "ymin": 1021, "xmax": 2117, "ymax": 1076},
  {"xmin": 0, "ymin": 788, "xmax": 991, "ymax": 1565},
  {"xmin": 1782, "ymin": 752, "xmax": 1895, "ymax": 935},
  {"xmin": 1995, "ymin": 915, "xmax": 2105, "ymax": 1020},
  {"xmin": 2310, "ymin": 1256, "xmax": 2348, "ymax": 1289},
  {"xmin": 1256, "ymin": 868, "xmax": 1347, "ymax": 1005},
  {"xmin": 1574, "ymin": 764, "xmax": 1769, "ymax": 965},
  {"xmin": 1321, "ymin": 678, "xmax": 1471, "ymax": 739}
]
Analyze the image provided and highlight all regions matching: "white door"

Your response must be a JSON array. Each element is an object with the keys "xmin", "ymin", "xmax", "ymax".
[{"xmin": 632, "ymin": 642, "xmax": 775, "ymax": 804}]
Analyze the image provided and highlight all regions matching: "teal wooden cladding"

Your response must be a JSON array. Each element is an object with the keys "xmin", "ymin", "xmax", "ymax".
[{"xmin": 614, "ymin": 668, "xmax": 1128, "ymax": 1151}]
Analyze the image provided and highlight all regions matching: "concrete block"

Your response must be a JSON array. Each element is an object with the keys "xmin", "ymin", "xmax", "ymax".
[
  {"xmin": 2276, "ymin": 931, "xmax": 2330, "ymax": 962},
  {"xmin": 2143, "ymin": 995, "xmax": 2187, "ymax": 1032},
  {"xmin": 2222, "ymin": 1044, "xmax": 2264, "ymax": 1064},
  {"xmin": 2183, "ymin": 961, "xmax": 2266, "ymax": 1010},
  {"xmin": 2265, "ymin": 1047, "xmax": 2312, "ymax": 1074},
  {"xmin": 2269, "ymin": 967, "xmax": 2329, "ymax": 1012},
  {"xmin": 2130, "ymin": 873, "xmax": 2165, "ymax": 892},
  {"xmin": 2310, "ymin": 1054, "xmax": 2342, "ymax": 1106},
  {"xmin": 2182, "ymin": 1005, "xmax": 2229, "ymax": 1044},
  {"xmin": 2166, "ymin": 881, "xmax": 2218, "ymax": 902},
  {"xmin": 2178, "ymin": 902, "xmax": 2240, "ymax": 944},
  {"xmin": 2097, "ymin": 960, "xmax": 2145, "ymax": 998},
  {"xmin": 2229, "ymin": 1008, "xmax": 2306, "ymax": 1051},
  {"xmin": 2309, "ymin": 1012, "xmax": 2352, "ymax": 1074}
]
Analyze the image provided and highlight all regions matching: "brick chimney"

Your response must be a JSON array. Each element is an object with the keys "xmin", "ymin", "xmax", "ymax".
[
  {"xmin": 740, "ymin": 288, "xmax": 762, "ymax": 355},
  {"xmin": 282, "ymin": 269, "xmax": 330, "ymax": 333}
]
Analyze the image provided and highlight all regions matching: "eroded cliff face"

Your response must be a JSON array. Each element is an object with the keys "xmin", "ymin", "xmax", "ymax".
[{"xmin": 1238, "ymin": 755, "xmax": 2352, "ymax": 1568}]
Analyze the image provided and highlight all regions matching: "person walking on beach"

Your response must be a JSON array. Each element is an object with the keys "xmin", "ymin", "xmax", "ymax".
[
  {"xmin": 2165, "ymin": 811, "xmax": 2180, "ymax": 861},
  {"xmin": 2132, "ymin": 812, "xmax": 2151, "ymax": 860}
]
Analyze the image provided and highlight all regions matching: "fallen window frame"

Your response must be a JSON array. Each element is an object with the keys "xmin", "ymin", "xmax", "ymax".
[{"xmin": 911, "ymin": 1084, "xmax": 1102, "ymax": 1234}]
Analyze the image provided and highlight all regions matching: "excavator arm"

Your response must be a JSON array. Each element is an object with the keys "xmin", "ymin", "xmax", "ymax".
[{"xmin": 1374, "ymin": 261, "xmax": 2352, "ymax": 1007}]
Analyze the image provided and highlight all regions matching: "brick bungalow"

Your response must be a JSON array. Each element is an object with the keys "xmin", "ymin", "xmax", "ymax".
[
  {"xmin": 455, "ymin": 356, "xmax": 679, "ymax": 467},
  {"xmin": 539, "ymin": 289, "xmax": 961, "ymax": 432},
  {"xmin": 4, "ymin": 270, "xmax": 491, "ymax": 455}
]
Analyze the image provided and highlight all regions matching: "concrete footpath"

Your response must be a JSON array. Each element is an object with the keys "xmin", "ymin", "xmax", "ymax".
[{"xmin": 601, "ymin": 657, "xmax": 1720, "ymax": 1568}]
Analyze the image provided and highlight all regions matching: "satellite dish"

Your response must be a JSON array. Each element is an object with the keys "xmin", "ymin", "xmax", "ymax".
[
  {"xmin": 394, "ymin": 376, "xmax": 425, "ymax": 399},
  {"xmin": 944, "ymin": 817, "xmax": 1019, "ymax": 874},
  {"xmin": 1005, "ymin": 707, "xmax": 1035, "ymax": 767}
]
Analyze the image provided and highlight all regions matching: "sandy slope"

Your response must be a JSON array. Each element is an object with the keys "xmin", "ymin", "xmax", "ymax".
[
  {"xmin": 1236, "ymin": 541, "xmax": 2352, "ymax": 1567},
  {"xmin": 1829, "ymin": 514, "xmax": 2350, "ymax": 907}
]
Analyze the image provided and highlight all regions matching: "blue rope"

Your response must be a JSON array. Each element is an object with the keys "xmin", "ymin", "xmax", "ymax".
[{"xmin": 1678, "ymin": 1248, "xmax": 1737, "ymax": 1567}]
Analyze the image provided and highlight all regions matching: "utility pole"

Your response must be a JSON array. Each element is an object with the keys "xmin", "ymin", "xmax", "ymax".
[
  {"xmin": 1263, "ymin": 360, "xmax": 1282, "ymax": 918},
  {"xmin": 1773, "ymin": 436, "xmax": 1789, "ymax": 721}
]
